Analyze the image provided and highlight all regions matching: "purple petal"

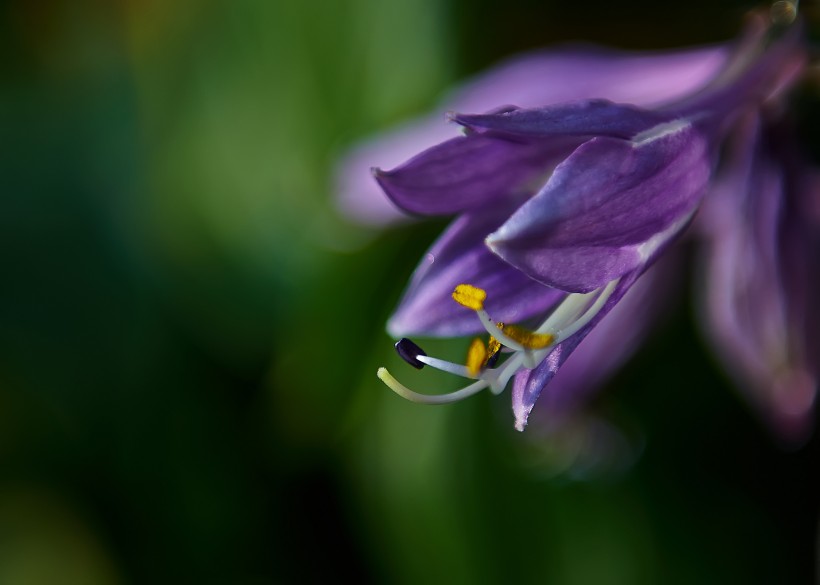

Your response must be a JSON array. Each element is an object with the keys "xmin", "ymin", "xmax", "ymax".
[
  {"xmin": 488, "ymin": 121, "xmax": 710, "ymax": 292},
  {"xmin": 452, "ymin": 100, "xmax": 673, "ymax": 140},
  {"xmin": 516, "ymin": 257, "xmax": 679, "ymax": 431},
  {"xmin": 512, "ymin": 273, "xmax": 639, "ymax": 431},
  {"xmin": 450, "ymin": 45, "xmax": 728, "ymax": 114},
  {"xmin": 337, "ymin": 45, "xmax": 728, "ymax": 225},
  {"xmin": 374, "ymin": 133, "xmax": 580, "ymax": 216},
  {"xmin": 387, "ymin": 202, "xmax": 564, "ymax": 337},
  {"xmin": 335, "ymin": 118, "xmax": 459, "ymax": 225},
  {"xmin": 697, "ymin": 116, "xmax": 817, "ymax": 443}
]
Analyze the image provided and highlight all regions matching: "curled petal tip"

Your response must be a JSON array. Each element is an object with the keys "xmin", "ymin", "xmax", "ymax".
[
  {"xmin": 484, "ymin": 233, "xmax": 506, "ymax": 256},
  {"xmin": 446, "ymin": 111, "xmax": 475, "ymax": 127},
  {"xmin": 371, "ymin": 167, "xmax": 392, "ymax": 192},
  {"xmin": 444, "ymin": 110, "xmax": 459, "ymax": 123}
]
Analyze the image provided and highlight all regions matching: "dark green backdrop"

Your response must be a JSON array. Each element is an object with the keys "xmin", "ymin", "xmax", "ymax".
[{"xmin": 0, "ymin": 1, "xmax": 817, "ymax": 583}]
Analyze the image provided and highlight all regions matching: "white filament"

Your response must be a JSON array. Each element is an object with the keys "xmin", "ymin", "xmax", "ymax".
[
  {"xmin": 552, "ymin": 279, "xmax": 619, "ymax": 342},
  {"xmin": 416, "ymin": 355, "xmax": 476, "ymax": 379},
  {"xmin": 379, "ymin": 277, "xmax": 620, "ymax": 404}
]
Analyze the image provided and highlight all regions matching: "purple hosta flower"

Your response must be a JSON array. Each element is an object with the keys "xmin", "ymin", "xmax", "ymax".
[
  {"xmin": 363, "ymin": 15, "xmax": 808, "ymax": 431},
  {"xmin": 698, "ymin": 112, "xmax": 818, "ymax": 443},
  {"xmin": 376, "ymin": 111, "xmax": 708, "ymax": 431}
]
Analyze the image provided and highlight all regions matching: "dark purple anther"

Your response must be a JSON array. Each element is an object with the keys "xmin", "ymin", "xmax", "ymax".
[{"xmin": 395, "ymin": 338, "xmax": 427, "ymax": 369}]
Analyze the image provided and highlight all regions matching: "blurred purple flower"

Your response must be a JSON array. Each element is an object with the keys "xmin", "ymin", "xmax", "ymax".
[
  {"xmin": 697, "ymin": 111, "xmax": 819, "ymax": 443},
  {"xmin": 341, "ymin": 15, "xmax": 814, "ymax": 437}
]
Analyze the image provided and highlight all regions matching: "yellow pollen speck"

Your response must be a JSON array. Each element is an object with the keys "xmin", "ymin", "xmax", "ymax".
[
  {"xmin": 452, "ymin": 284, "xmax": 487, "ymax": 311},
  {"xmin": 465, "ymin": 338, "xmax": 488, "ymax": 376},
  {"xmin": 501, "ymin": 324, "xmax": 554, "ymax": 349}
]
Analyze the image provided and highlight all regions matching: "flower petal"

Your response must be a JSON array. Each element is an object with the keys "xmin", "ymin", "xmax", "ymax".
[
  {"xmin": 450, "ymin": 45, "xmax": 728, "ymax": 112},
  {"xmin": 488, "ymin": 120, "xmax": 710, "ymax": 291},
  {"xmin": 335, "ymin": 119, "xmax": 459, "ymax": 225},
  {"xmin": 373, "ymin": 133, "xmax": 579, "ymax": 216},
  {"xmin": 387, "ymin": 203, "xmax": 564, "ymax": 337},
  {"xmin": 451, "ymin": 100, "xmax": 673, "ymax": 140}
]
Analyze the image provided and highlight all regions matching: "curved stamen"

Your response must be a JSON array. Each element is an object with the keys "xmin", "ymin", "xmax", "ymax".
[
  {"xmin": 451, "ymin": 285, "xmax": 536, "ymax": 353},
  {"xmin": 377, "ymin": 367, "xmax": 489, "ymax": 404},
  {"xmin": 398, "ymin": 337, "xmax": 506, "ymax": 380},
  {"xmin": 379, "ymin": 278, "xmax": 620, "ymax": 406},
  {"xmin": 474, "ymin": 308, "xmax": 533, "ymax": 353}
]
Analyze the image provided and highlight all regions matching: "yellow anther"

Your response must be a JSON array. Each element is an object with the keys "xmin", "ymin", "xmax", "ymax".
[
  {"xmin": 486, "ymin": 336, "xmax": 501, "ymax": 360},
  {"xmin": 452, "ymin": 284, "xmax": 487, "ymax": 311},
  {"xmin": 465, "ymin": 338, "xmax": 488, "ymax": 376},
  {"xmin": 500, "ymin": 324, "xmax": 555, "ymax": 350}
]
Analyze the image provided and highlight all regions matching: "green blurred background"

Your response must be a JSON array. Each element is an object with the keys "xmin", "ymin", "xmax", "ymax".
[{"xmin": 1, "ymin": 1, "xmax": 818, "ymax": 583}]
